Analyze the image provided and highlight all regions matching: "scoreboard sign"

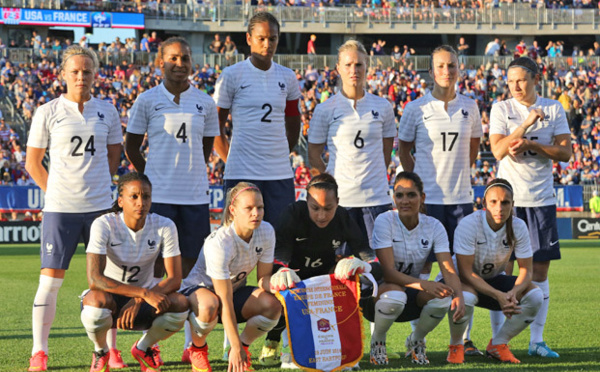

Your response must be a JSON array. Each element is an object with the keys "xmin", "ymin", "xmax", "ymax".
[{"xmin": 571, "ymin": 218, "xmax": 600, "ymax": 239}]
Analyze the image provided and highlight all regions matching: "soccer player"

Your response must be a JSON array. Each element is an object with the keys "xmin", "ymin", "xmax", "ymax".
[
  {"xmin": 454, "ymin": 179, "xmax": 544, "ymax": 363},
  {"xmin": 397, "ymin": 45, "xmax": 482, "ymax": 354},
  {"xmin": 80, "ymin": 173, "xmax": 189, "ymax": 372},
  {"xmin": 213, "ymin": 12, "xmax": 301, "ymax": 224},
  {"xmin": 308, "ymin": 39, "xmax": 396, "ymax": 246},
  {"xmin": 181, "ymin": 183, "xmax": 282, "ymax": 372},
  {"xmin": 126, "ymin": 36, "xmax": 218, "ymax": 279},
  {"xmin": 489, "ymin": 56, "xmax": 571, "ymax": 358},
  {"xmin": 260, "ymin": 173, "xmax": 380, "ymax": 367},
  {"xmin": 25, "ymin": 45, "xmax": 122, "ymax": 372},
  {"xmin": 365, "ymin": 172, "xmax": 468, "ymax": 366}
]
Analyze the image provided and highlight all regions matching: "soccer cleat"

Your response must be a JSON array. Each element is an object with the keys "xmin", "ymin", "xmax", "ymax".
[
  {"xmin": 369, "ymin": 340, "xmax": 389, "ymax": 365},
  {"xmin": 528, "ymin": 342, "xmax": 560, "ymax": 358},
  {"xmin": 182, "ymin": 347, "xmax": 191, "ymax": 364},
  {"xmin": 152, "ymin": 345, "xmax": 164, "ymax": 366},
  {"xmin": 242, "ymin": 344, "xmax": 254, "ymax": 372},
  {"xmin": 486, "ymin": 340, "xmax": 520, "ymax": 364},
  {"xmin": 108, "ymin": 349, "xmax": 128, "ymax": 369},
  {"xmin": 131, "ymin": 341, "xmax": 161, "ymax": 372},
  {"xmin": 189, "ymin": 343, "xmax": 212, "ymax": 372},
  {"xmin": 446, "ymin": 344, "xmax": 465, "ymax": 364},
  {"xmin": 90, "ymin": 350, "xmax": 110, "ymax": 372},
  {"xmin": 28, "ymin": 350, "xmax": 48, "ymax": 372},
  {"xmin": 258, "ymin": 340, "xmax": 280, "ymax": 366},
  {"xmin": 463, "ymin": 339, "xmax": 484, "ymax": 356},
  {"xmin": 405, "ymin": 335, "xmax": 429, "ymax": 365},
  {"xmin": 280, "ymin": 345, "xmax": 299, "ymax": 369}
]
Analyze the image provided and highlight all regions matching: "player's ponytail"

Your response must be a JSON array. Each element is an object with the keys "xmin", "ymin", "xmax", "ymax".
[
  {"xmin": 483, "ymin": 178, "xmax": 515, "ymax": 250},
  {"xmin": 111, "ymin": 172, "xmax": 152, "ymax": 213},
  {"xmin": 222, "ymin": 182, "xmax": 261, "ymax": 226}
]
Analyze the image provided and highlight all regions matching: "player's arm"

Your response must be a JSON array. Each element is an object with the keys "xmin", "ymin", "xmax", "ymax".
[
  {"xmin": 107, "ymin": 143, "xmax": 122, "ymax": 175},
  {"xmin": 308, "ymin": 143, "xmax": 326, "ymax": 173},
  {"xmin": 124, "ymin": 133, "xmax": 146, "ymax": 173},
  {"xmin": 213, "ymin": 107, "xmax": 230, "ymax": 162},
  {"xmin": 490, "ymin": 108, "xmax": 544, "ymax": 160},
  {"xmin": 383, "ymin": 137, "xmax": 394, "ymax": 168},
  {"xmin": 521, "ymin": 133, "xmax": 572, "ymax": 162},
  {"xmin": 24, "ymin": 146, "xmax": 48, "ymax": 192},
  {"xmin": 285, "ymin": 99, "xmax": 301, "ymax": 152},
  {"xmin": 436, "ymin": 251, "xmax": 465, "ymax": 320},
  {"xmin": 256, "ymin": 260, "xmax": 275, "ymax": 293},
  {"xmin": 86, "ymin": 252, "xmax": 170, "ymax": 312},
  {"xmin": 398, "ymin": 140, "xmax": 415, "ymax": 172},
  {"xmin": 212, "ymin": 277, "xmax": 246, "ymax": 370},
  {"xmin": 510, "ymin": 255, "xmax": 533, "ymax": 299},
  {"xmin": 152, "ymin": 254, "xmax": 183, "ymax": 295},
  {"xmin": 203, "ymin": 136, "xmax": 215, "ymax": 164},
  {"xmin": 469, "ymin": 137, "xmax": 480, "ymax": 166}
]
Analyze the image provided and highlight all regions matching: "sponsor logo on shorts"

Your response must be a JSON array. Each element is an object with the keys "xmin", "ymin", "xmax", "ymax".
[
  {"xmin": 45, "ymin": 242, "xmax": 53, "ymax": 255},
  {"xmin": 549, "ymin": 240, "xmax": 559, "ymax": 246},
  {"xmin": 295, "ymin": 237, "xmax": 308, "ymax": 241}
]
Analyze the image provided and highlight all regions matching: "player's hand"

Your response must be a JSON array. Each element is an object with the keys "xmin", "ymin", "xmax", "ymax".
[
  {"xmin": 270, "ymin": 267, "xmax": 301, "ymax": 291},
  {"xmin": 117, "ymin": 298, "xmax": 142, "ymax": 330},
  {"xmin": 523, "ymin": 108, "xmax": 544, "ymax": 129},
  {"xmin": 496, "ymin": 291, "xmax": 521, "ymax": 318},
  {"xmin": 227, "ymin": 345, "xmax": 247, "ymax": 372},
  {"xmin": 422, "ymin": 281, "xmax": 454, "ymax": 298},
  {"xmin": 508, "ymin": 138, "xmax": 532, "ymax": 157},
  {"xmin": 450, "ymin": 296, "xmax": 466, "ymax": 322},
  {"xmin": 143, "ymin": 290, "xmax": 171, "ymax": 314},
  {"xmin": 334, "ymin": 257, "xmax": 372, "ymax": 280}
]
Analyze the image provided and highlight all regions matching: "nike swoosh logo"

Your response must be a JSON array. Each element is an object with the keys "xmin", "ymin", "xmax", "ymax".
[
  {"xmin": 333, "ymin": 115, "xmax": 343, "ymax": 121},
  {"xmin": 110, "ymin": 242, "xmax": 122, "ymax": 246},
  {"xmin": 295, "ymin": 237, "xmax": 308, "ymax": 241},
  {"xmin": 165, "ymin": 329, "xmax": 179, "ymax": 332},
  {"xmin": 56, "ymin": 118, "xmax": 66, "ymax": 123},
  {"xmin": 550, "ymin": 240, "xmax": 559, "ymax": 246},
  {"xmin": 240, "ymin": 85, "xmax": 250, "ymax": 89},
  {"xmin": 524, "ymin": 319, "xmax": 534, "ymax": 324},
  {"xmin": 33, "ymin": 303, "xmax": 49, "ymax": 307},
  {"xmin": 477, "ymin": 241, "xmax": 486, "ymax": 244},
  {"xmin": 392, "ymin": 239, "xmax": 402, "ymax": 242},
  {"xmin": 155, "ymin": 106, "xmax": 166, "ymax": 111},
  {"xmin": 429, "ymin": 314, "xmax": 445, "ymax": 319},
  {"xmin": 423, "ymin": 115, "xmax": 433, "ymax": 120},
  {"xmin": 507, "ymin": 116, "xmax": 517, "ymax": 120}
]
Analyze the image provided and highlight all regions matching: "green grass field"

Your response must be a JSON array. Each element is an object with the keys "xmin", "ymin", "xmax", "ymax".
[{"xmin": 1, "ymin": 241, "xmax": 599, "ymax": 372}]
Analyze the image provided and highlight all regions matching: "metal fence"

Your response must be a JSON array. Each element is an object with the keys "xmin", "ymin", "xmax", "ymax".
[{"xmin": 0, "ymin": 1, "xmax": 599, "ymax": 28}]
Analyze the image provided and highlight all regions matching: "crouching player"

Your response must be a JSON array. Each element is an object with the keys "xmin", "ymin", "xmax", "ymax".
[
  {"xmin": 80, "ymin": 173, "xmax": 189, "ymax": 371},
  {"xmin": 454, "ymin": 179, "xmax": 543, "ymax": 364},
  {"xmin": 181, "ymin": 183, "xmax": 282, "ymax": 372},
  {"xmin": 365, "ymin": 172, "xmax": 469, "ymax": 366}
]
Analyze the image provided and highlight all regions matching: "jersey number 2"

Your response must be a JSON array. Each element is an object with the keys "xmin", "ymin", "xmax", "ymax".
[
  {"xmin": 121, "ymin": 265, "xmax": 140, "ymax": 283},
  {"xmin": 261, "ymin": 103, "xmax": 272, "ymax": 123}
]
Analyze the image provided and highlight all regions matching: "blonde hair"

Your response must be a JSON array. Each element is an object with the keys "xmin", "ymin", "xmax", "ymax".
[
  {"xmin": 337, "ymin": 39, "xmax": 368, "ymax": 65},
  {"xmin": 222, "ymin": 182, "xmax": 262, "ymax": 226},
  {"xmin": 60, "ymin": 45, "xmax": 99, "ymax": 73}
]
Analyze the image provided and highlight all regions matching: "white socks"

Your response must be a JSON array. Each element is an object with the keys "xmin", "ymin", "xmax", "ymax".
[
  {"xmin": 138, "ymin": 311, "xmax": 188, "ymax": 350},
  {"xmin": 371, "ymin": 291, "xmax": 407, "ymax": 344},
  {"xmin": 493, "ymin": 287, "xmax": 543, "ymax": 345},
  {"xmin": 188, "ymin": 313, "xmax": 218, "ymax": 338},
  {"xmin": 81, "ymin": 306, "xmax": 113, "ymax": 352},
  {"xmin": 490, "ymin": 310, "xmax": 505, "ymax": 338},
  {"xmin": 32, "ymin": 275, "xmax": 63, "ymax": 355},
  {"xmin": 449, "ymin": 292, "xmax": 476, "ymax": 345},
  {"xmin": 107, "ymin": 328, "xmax": 118, "ymax": 350},
  {"xmin": 240, "ymin": 315, "xmax": 280, "ymax": 346},
  {"xmin": 412, "ymin": 296, "xmax": 451, "ymax": 342},
  {"xmin": 530, "ymin": 279, "xmax": 550, "ymax": 344}
]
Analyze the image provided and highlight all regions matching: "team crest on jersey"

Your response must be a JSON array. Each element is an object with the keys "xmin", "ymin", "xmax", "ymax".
[
  {"xmin": 372, "ymin": 110, "xmax": 380, "ymax": 119},
  {"xmin": 148, "ymin": 240, "xmax": 156, "ymax": 250},
  {"xmin": 97, "ymin": 112, "xmax": 105, "ymax": 120},
  {"xmin": 542, "ymin": 112, "xmax": 550, "ymax": 121},
  {"xmin": 502, "ymin": 239, "xmax": 509, "ymax": 249},
  {"xmin": 196, "ymin": 104, "xmax": 204, "ymax": 113},
  {"xmin": 255, "ymin": 246, "xmax": 263, "ymax": 255},
  {"xmin": 278, "ymin": 82, "xmax": 286, "ymax": 92},
  {"xmin": 420, "ymin": 239, "xmax": 429, "ymax": 249},
  {"xmin": 461, "ymin": 109, "xmax": 468, "ymax": 118},
  {"xmin": 45, "ymin": 243, "xmax": 53, "ymax": 255},
  {"xmin": 332, "ymin": 240, "xmax": 341, "ymax": 250}
]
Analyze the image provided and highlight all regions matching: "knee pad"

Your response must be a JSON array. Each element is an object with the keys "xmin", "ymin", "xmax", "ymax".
[
  {"xmin": 81, "ymin": 306, "xmax": 112, "ymax": 332},
  {"xmin": 154, "ymin": 311, "xmax": 188, "ymax": 332},
  {"xmin": 246, "ymin": 314, "xmax": 280, "ymax": 333},
  {"xmin": 463, "ymin": 291, "xmax": 478, "ymax": 307},
  {"xmin": 39, "ymin": 275, "xmax": 63, "ymax": 292},
  {"xmin": 521, "ymin": 287, "xmax": 544, "ymax": 313},
  {"xmin": 188, "ymin": 313, "xmax": 218, "ymax": 337},
  {"xmin": 426, "ymin": 296, "xmax": 452, "ymax": 310},
  {"xmin": 375, "ymin": 290, "xmax": 407, "ymax": 316}
]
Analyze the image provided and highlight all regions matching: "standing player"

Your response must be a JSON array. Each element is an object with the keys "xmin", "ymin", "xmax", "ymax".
[
  {"xmin": 80, "ymin": 173, "xmax": 189, "ymax": 372},
  {"xmin": 126, "ymin": 36, "xmax": 218, "ymax": 278},
  {"xmin": 25, "ymin": 45, "xmax": 122, "ymax": 372},
  {"xmin": 365, "ymin": 172, "xmax": 468, "ymax": 366},
  {"xmin": 260, "ymin": 173, "xmax": 380, "ymax": 367},
  {"xmin": 308, "ymin": 39, "xmax": 396, "ymax": 246},
  {"xmin": 397, "ymin": 45, "xmax": 482, "ymax": 354},
  {"xmin": 489, "ymin": 56, "xmax": 571, "ymax": 358},
  {"xmin": 454, "ymin": 179, "xmax": 544, "ymax": 363},
  {"xmin": 213, "ymin": 12, "xmax": 301, "ymax": 223},
  {"xmin": 181, "ymin": 183, "xmax": 282, "ymax": 372}
]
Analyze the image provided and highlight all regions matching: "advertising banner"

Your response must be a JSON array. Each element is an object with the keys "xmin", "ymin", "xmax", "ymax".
[
  {"xmin": 571, "ymin": 218, "xmax": 600, "ymax": 239},
  {"xmin": 0, "ymin": 8, "xmax": 144, "ymax": 28}
]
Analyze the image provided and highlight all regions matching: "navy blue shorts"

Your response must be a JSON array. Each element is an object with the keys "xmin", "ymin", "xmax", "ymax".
[
  {"xmin": 344, "ymin": 204, "xmax": 393, "ymax": 255},
  {"xmin": 40, "ymin": 210, "xmax": 105, "ymax": 270},
  {"xmin": 515, "ymin": 205, "xmax": 560, "ymax": 262},
  {"xmin": 80, "ymin": 292, "xmax": 156, "ymax": 331},
  {"xmin": 361, "ymin": 287, "xmax": 423, "ymax": 323},
  {"xmin": 425, "ymin": 203, "xmax": 473, "ymax": 258},
  {"xmin": 150, "ymin": 203, "xmax": 211, "ymax": 260},
  {"xmin": 224, "ymin": 178, "xmax": 295, "ymax": 224},
  {"xmin": 181, "ymin": 284, "xmax": 258, "ymax": 323},
  {"xmin": 474, "ymin": 275, "xmax": 518, "ymax": 311}
]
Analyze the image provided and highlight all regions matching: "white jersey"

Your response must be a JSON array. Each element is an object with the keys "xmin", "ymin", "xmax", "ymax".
[
  {"xmin": 27, "ymin": 95, "xmax": 122, "ymax": 213},
  {"xmin": 182, "ymin": 221, "xmax": 275, "ymax": 292},
  {"xmin": 127, "ymin": 83, "xmax": 219, "ymax": 205},
  {"xmin": 454, "ymin": 210, "xmax": 532, "ymax": 280},
  {"xmin": 308, "ymin": 91, "xmax": 397, "ymax": 207},
  {"xmin": 489, "ymin": 96, "xmax": 569, "ymax": 207},
  {"xmin": 86, "ymin": 212, "xmax": 180, "ymax": 289},
  {"xmin": 214, "ymin": 59, "xmax": 301, "ymax": 180},
  {"xmin": 371, "ymin": 211, "xmax": 450, "ymax": 278},
  {"xmin": 398, "ymin": 92, "xmax": 482, "ymax": 205}
]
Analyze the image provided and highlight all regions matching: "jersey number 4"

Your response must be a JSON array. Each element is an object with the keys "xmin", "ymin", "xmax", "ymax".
[
  {"xmin": 396, "ymin": 262, "xmax": 413, "ymax": 275},
  {"xmin": 70, "ymin": 135, "xmax": 95, "ymax": 156},
  {"xmin": 176, "ymin": 123, "xmax": 188, "ymax": 143}
]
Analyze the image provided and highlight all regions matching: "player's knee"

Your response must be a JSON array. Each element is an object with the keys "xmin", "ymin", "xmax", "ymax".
[
  {"xmin": 188, "ymin": 313, "xmax": 218, "ymax": 337},
  {"xmin": 167, "ymin": 292, "xmax": 189, "ymax": 313},
  {"xmin": 259, "ymin": 292, "xmax": 282, "ymax": 319},
  {"xmin": 375, "ymin": 290, "xmax": 407, "ymax": 316},
  {"xmin": 247, "ymin": 314, "xmax": 280, "ymax": 333},
  {"xmin": 521, "ymin": 286, "xmax": 543, "ymax": 312},
  {"xmin": 426, "ymin": 296, "xmax": 452, "ymax": 310},
  {"xmin": 157, "ymin": 311, "xmax": 188, "ymax": 332},
  {"xmin": 81, "ymin": 289, "xmax": 114, "ymax": 309},
  {"xmin": 193, "ymin": 294, "xmax": 220, "ymax": 320},
  {"xmin": 81, "ymin": 305, "xmax": 113, "ymax": 332},
  {"xmin": 462, "ymin": 291, "xmax": 478, "ymax": 307}
]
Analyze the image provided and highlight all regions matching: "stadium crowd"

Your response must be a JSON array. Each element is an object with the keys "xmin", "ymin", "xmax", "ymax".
[{"xmin": 2, "ymin": 34, "xmax": 600, "ymax": 201}]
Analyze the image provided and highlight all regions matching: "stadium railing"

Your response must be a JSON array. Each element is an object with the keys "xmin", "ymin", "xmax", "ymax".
[{"xmin": 1, "ymin": 1, "xmax": 599, "ymax": 28}]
